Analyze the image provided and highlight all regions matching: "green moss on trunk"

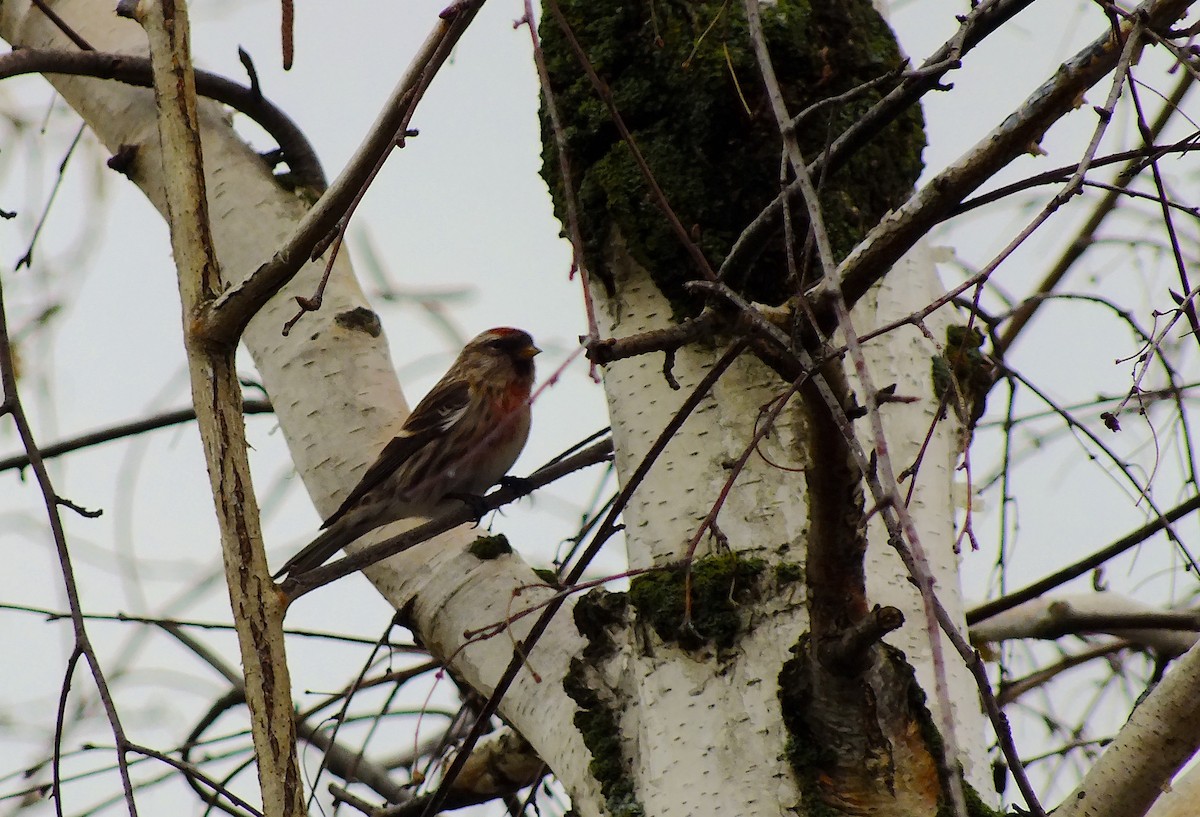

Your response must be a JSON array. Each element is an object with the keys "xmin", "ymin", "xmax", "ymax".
[
  {"xmin": 628, "ymin": 552, "xmax": 766, "ymax": 651},
  {"xmin": 539, "ymin": 0, "xmax": 925, "ymax": 314},
  {"xmin": 565, "ymin": 591, "xmax": 644, "ymax": 816}
]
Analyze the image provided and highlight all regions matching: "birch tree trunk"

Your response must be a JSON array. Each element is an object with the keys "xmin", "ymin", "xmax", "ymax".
[
  {"xmin": 572, "ymin": 241, "xmax": 985, "ymax": 816},
  {"xmin": 536, "ymin": 2, "xmax": 989, "ymax": 813}
]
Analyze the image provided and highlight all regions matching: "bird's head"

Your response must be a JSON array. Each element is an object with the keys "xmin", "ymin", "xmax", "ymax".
[{"xmin": 462, "ymin": 327, "xmax": 541, "ymax": 383}]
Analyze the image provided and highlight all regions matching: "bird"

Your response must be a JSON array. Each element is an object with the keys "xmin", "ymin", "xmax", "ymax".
[{"xmin": 273, "ymin": 327, "xmax": 540, "ymax": 579}]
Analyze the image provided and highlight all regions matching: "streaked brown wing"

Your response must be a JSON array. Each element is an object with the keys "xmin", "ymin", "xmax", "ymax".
[{"xmin": 322, "ymin": 379, "xmax": 472, "ymax": 528}]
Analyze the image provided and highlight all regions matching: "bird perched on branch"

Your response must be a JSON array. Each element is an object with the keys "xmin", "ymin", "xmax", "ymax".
[{"xmin": 273, "ymin": 327, "xmax": 540, "ymax": 579}]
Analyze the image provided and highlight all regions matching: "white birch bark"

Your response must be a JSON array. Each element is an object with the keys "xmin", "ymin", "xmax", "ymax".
[
  {"xmin": 1058, "ymin": 635, "xmax": 1200, "ymax": 817},
  {"xmin": 859, "ymin": 247, "xmax": 990, "ymax": 795},
  {"xmin": 590, "ymin": 239, "xmax": 988, "ymax": 814},
  {"xmin": 972, "ymin": 593, "xmax": 1200, "ymax": 656},
  {"xmin": 1146, "ymin": 764, "xmax": 1200, "ymax": 817},
  {"xmin": 591, "ymin": 242, "xmax": 810, "ymax": 815},
  {"xmin": 0, "ymin": 1, "xmax": 602, "ymax": 812}
]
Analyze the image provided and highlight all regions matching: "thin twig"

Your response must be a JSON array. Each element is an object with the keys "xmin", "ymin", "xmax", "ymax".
[
  {"xmin": 743, "ymin": 2, "xmax": 969, "ymax": 812},
  {"xmin": 14, "ymin": 125, "xmax": 84, "ymax": 270},
  {"xmin": 1, "ymin": 277, "xmax": 139, "ymax": 817},
  {"xmin": 518, "ymin": 2, "xmax": 601, "ymax": 355},
  {"xmin": 0, "ymin": 400, "xmax": 273, "ymax": 472},
  {"xmin": 282, "ymin": 438, "xmax": 615, "ymax": 599},
  {"xmin": 29, "ymin": 0, "xmax": 92, "ymax": 50},
  {"xmin": 280, "ymin": 0, "xmax": 294, "ymax": 70},
  {"xmin": 718, "ymin": 0, "xmax": 1040, "ymax": 286},
  {"xmin": 124, "ymin": 1, "xmax": 304, "ymax": 812},
  {"xmin": 995, "ymin": 72, "xmax": 1195, "ymax": 354},
  {"xmin": 126, "ymin": 744, "xmax": 262, "ymax": 817},
  {"xmin": 832, "ymin": 0, "xmax": 1196, "ymax": 315}
]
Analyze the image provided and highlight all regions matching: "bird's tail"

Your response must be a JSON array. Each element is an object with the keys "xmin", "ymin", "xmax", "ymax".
[{"xmin": 272, "ymin": 520, "xmax": 365, "ymax": 580}]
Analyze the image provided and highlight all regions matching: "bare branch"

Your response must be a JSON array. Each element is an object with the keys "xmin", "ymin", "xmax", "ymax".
[
  {"xmin": 967, "ymin": 493, "xmax": 1200, "ymax": 626},
  {"xmin": 199, "ymin": 1, "xmax": 486, "ymax": 343},
  {"xmin": 972, "ymin": 594, "xmax": 1199, "ymax": 655},
  {"xmin": 833, "ymin": 0, "xmax": 1199, "ymax": 313},
  {"xmin": 995, "ymin": 72, "xmax": 1195, "ymax": 354},
  {"xmin": 0, "ymin": 400, "xmax": 274, "ymax": 473},
  {"xmin": 0, "ymin": 244, "xmax": 139, "ymax": 817},
  {"xmin": 281, "ymin": 437, "xmax": 614, "ymax": 599}
]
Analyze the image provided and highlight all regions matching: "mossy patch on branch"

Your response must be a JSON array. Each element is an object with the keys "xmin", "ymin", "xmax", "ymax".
[
  {"xmin": 774, "ymin": 560, "xmax": 804, "ymax": 584},
  {"xmin": 931, "ymin": 324, "xmax": 994, "ymax": 427},
  {"xmin": 573, "ymin": 588, "xmax": 630, "ymax": 662},
  {"xmin": 539, "ymin": 0, "xmax": 925, "ymax": 314},
  {"xmin": 566, "ymin": 590, "xmax": 644, "ymax": 817},
  {"xmin": 532, "ymin": 566, "xmax": 562, "ymax": 587},
  {"xmin": 628, "ymin": 552, "xmax": 766, "ymax": 651},
  {"xmin": 467, "ymin": 534, "xmax": 512, "ymax": 560},
  {"xmin": 942, "ymin": 786, "xmax": 1007, "ymax": 817},
  {"xmin": 572, "ymin": 702, "xmax": 645, "ymax": 817}
]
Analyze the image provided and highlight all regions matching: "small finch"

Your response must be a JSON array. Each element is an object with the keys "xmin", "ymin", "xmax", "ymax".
[{"xmin": 274, "ymin": 327, "xmax": 540, "ymax": 579}]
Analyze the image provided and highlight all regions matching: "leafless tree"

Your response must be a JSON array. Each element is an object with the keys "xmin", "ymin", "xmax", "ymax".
[{"xmin": 3, "ymin": 1, "xmax": 1200, "ymax": 816}]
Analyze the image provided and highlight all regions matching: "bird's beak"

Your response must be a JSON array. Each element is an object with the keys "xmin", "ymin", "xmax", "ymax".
[{"xmin": 520, "ymin": 344, "xmax": 542, "ymax": 360}]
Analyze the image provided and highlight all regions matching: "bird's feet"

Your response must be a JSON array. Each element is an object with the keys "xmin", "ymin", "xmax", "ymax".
[
  {"xmin": 447, "ymin": 492, "xmax": 490, "ymax": 525},
  {"xmin": 498, "ymin": 475, "xmax": 534, "ymax": 494}
]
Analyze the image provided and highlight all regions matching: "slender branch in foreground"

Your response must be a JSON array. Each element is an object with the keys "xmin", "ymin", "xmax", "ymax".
[
  {"xmin": 0, "ymin": 399, "xmax": 274, "ymax": 472},
  {"xmin": 120, "ymin": 1, "xmax": 304, "ymax": 813},
  {"xmin": 745, "ymin": 2, "xmax": 966, "ymax": 811},
  {"xmin": 967, "ymin": 493, "xmax": 1200, "ymax": 626},
  {"xmin": 199, "ymin": 1, "xmax": 486, "ymax": 344}
]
